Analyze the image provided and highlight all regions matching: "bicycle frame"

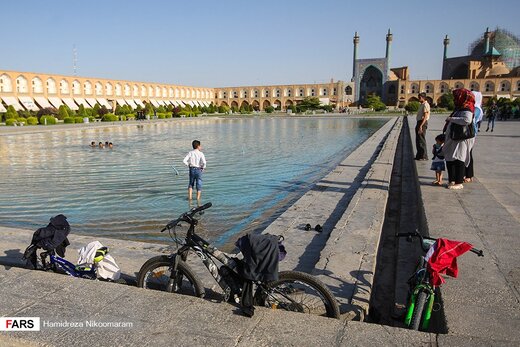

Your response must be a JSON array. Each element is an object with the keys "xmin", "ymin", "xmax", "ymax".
[
  {"xmin": 41, "ymin": 251, "xmax": 97, "ymax": 279},
  {"xmin": 168, "ymin": 219, "xmax": 241, "ymax": 301}
]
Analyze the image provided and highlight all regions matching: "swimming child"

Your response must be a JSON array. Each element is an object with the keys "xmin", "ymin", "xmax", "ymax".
[
  {"xmin": 182, "ymin": 140, "xmax": 206, "ymax": 201},
  {"xmin": 90, "ymin": 141, "xmax": 96, "ymax": 147},
  {"xmin": 98, "ymin": 142, "xmax": 105, "ymax": 149},
  {"xmin": 431, "ymin": 134, "xmax": 445, "ymax": 186}
]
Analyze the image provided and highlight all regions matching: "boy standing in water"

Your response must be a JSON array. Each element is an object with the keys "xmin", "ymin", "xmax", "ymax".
[{"xmin": 183, "ymin": 140, "xmax": 206, "ymax": 201}]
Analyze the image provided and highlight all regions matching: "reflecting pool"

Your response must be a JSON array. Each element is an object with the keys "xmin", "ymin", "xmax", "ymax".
[{"xmin": 0, "ymin": 116, "xmax": 387, "ymax": 245}]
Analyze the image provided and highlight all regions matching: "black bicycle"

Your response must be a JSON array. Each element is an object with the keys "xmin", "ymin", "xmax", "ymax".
[{"xmin": 137, "ymin": 202, "xmax": 340, "ymax": 319}]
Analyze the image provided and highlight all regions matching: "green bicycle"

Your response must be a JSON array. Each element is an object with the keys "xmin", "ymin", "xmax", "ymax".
[{"xmin": 396, "ymin": 232, "xmax": 484, "ymax": 331}]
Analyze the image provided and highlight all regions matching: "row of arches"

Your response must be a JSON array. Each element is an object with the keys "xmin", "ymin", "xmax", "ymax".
[
  {"xmin": 0, "ymin": 74, "xmax": 212, "ymax": 99},
  {"xmin": 404, "ymin": 80, "xmax": 520, "ymax": 95},
  {"xmin": 217, "ymin": 87, "xmax": 338, "ymax": 99},
  {"xmin": 219, "ymin": 99, "xmax": 299, "ymax": 110}
]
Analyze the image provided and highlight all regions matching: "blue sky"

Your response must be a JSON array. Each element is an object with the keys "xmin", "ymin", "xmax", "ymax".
[{"xmin": 1, "ymin": 0, "xmax": 519, "ymax": 87}]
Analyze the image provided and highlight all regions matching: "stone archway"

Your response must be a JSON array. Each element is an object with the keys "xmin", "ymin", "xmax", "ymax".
[
  {"xmin": 359, "ymin": 65, "xmax": 383, "ymax": 105},
  {"xmin": 285, "ymin": 99, "xmax": 293, "ymax": 109},
  {"xmin": 273, "ymin": 100, "xmax": 282, "ymax": 109},
  {"xmin": 262, "ymin": 100, "xmax": 271, "ymax": 110},
  {"xmin": 251, "ymin": 100, "xmax": 260, "ymax": 111},
  {"xmin": 240, "ymin": 100, "xmax": 249, "ymax": 110},
  {"xmin": 220, "ymin": 101, "xmax": 229, "ymax": 107}
]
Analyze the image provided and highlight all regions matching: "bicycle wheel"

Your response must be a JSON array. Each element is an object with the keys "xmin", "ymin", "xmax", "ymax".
[
  {"xmin": 262, "ymin": 271, "xmax": 340, "ymax": 319},
  {"xmin": 410, "ymin": 290, "xmax": 428, "ymax": 330},
  {"xmin": 137, "ymin": 255, "xmax": 205, "ymax": 298}
]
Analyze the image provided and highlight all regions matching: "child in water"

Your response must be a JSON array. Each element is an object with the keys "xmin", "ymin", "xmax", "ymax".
[
  {"xmin": 183, "ymin": 140, "xmax": 206, "ymax": 201},
  {"xmin": 431, "ymin": 134, "xmax": 445, "ymax": 186}
]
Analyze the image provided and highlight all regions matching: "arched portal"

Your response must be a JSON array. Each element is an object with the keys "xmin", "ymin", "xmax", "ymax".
[
  {"xmin": 262, "ymin": 100, "xmax": 271, "ymax": 110},
  {"xmin": 359, "ymin": 65, "xmax": 383, "ymax": 105},
  {"xmin": 251, "ymin": 100, "xmax": 260, "ymax": 111},
  {"xmin": 240, "ymin": 100, "xmax": 249, "ymax": 109}
]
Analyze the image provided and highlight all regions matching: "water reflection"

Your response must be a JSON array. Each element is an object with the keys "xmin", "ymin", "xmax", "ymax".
[{"xmin": 0, "ymin": 117, "xmax": 386, "ymax": 245}]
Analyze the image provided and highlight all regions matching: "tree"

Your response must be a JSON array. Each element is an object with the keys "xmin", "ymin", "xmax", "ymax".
[
  {"xmin": 405, "ymin": 101, "xmax": 420, "ymax": 112},
  {"xmin": 144, "ymin": 102, "xmax": 154, "ymax": 115},
  {"xmin": 37, "ymin": 107, "xmax": 57, "ymax": 119},
  {"xmin": 365, "ymin": 95, "xmax": 386, "ymax": 111},
  {"xmin": 5, "ymin": 105, "xmax": 18, "ymax": 119},
  {"xmin": 438, "ymin": 93, "xmax": 454, "ymax": 110},
  {"xmin": 299, "ymin": 97, "xmax": 321, "ymax": 110},
  {"xmin": 57, "ymin": 105, "xmax": 70, "ymax": 120},
  {"xmin": 218, "ymin": 105, "xmax": 229, "ymax": 114}
]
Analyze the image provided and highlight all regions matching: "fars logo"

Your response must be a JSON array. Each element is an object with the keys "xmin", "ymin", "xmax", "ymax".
[{"xmin": 0, "ymin": 317, "xmax": 40, "ymax": 331}]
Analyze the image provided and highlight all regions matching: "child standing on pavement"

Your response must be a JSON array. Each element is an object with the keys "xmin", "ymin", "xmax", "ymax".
[
  {"xmin": 431, "ymin": 134, "xmax": 446, "ymax": 186},
  {"xmin": 183, "ymin": 140, "xmax": 206, "ymax": 201}
]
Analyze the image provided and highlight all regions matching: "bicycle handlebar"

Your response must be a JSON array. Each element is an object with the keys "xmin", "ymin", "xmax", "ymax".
[
  {"xmin": 161, "ymin": 202, "xmax": 213, "ymax": 232},
  {"xmin": 395, "ymin": 231, "xmax": 484, "ymax": 257}
]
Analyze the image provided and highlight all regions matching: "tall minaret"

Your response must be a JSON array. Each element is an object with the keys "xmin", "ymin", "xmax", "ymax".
[
  {"xmin": 443, "ymin": 34, "xmax": 450, "ymax": 60},
  {"xmin": 484, "ymin": 27, "xmax": 490, "ymax": 54},
  {"xmin": 385, "ymin": 29, "xmax": 392, "ymax": 78},
  {"xmin": 352, "ymin": 32, "xmax": 359, "ymax": 81}
]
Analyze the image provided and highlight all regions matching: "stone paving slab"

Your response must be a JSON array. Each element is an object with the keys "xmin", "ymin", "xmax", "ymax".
[
  {"xmin": 408, "ymin": 115, "xmax": 520, "ymax": 343},
  {"xmin": 0, "ymin": 267, "xmax": 438, "ymax": 347}
]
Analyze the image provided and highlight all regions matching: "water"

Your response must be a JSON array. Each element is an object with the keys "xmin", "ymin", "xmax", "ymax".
[{"xmin": 0, "ymin": 116, "xmax": 386, "ymax": 246}]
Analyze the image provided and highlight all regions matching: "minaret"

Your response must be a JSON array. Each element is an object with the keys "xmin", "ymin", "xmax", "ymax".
[
  {"xmin": 484, "ymin": 27, "xmax": 490, "ymax": 54},
  {"xmin": 385, "ymin": 29, "xmax": 392, "ymax": 78},
  {"xmin": 352, "ymin": 32, "xmax": 359, "ymax": 82},
  {"xmin": 443, "ymin": 35, "xmax": 450, "ymax": 60}
]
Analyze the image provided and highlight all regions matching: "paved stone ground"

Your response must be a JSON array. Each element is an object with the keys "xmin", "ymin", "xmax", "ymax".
[{"xmin": 408, "ymin": 115, "xmax": 520, "ymax": 343}]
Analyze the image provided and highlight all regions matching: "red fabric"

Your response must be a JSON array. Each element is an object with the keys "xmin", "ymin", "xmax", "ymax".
[
  {"xmin": 427, "ymin": 238, "xmax": 473, "ymax": 286},
  {"xmin": 452, "ymin": 88, "xmax": 475, "ymax": 113}
]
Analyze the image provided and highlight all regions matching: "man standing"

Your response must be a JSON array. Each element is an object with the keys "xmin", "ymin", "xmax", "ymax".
[{"xmin": 415, "ymin": 92, "xmax": 430, "ymax": 160}]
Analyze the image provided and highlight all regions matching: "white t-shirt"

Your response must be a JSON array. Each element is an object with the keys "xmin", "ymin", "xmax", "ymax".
[{"xmin": 183, "ymin": 149, "xmax": 206, "ymax": 169}]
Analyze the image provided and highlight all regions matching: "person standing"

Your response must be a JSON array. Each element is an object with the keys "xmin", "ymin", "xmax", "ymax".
[
  {"xmin": 486, "ymin": 101, "xmax": 498, "ymax": 132},
  {"xmin": 415, "ymin": 92, "xmax": 430, "ymax": 160},
  {"xmin": 183, "ymin": 140, "xmax": 206, "ymax": 201},
  {"xmin": 442, "ymin": 89, "xmax": 475, "ymax": 190}
]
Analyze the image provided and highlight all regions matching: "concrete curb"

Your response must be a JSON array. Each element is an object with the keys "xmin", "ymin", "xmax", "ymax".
[{"xmin": 313, "ymin": 117, "xmax": 402, "ymax": 320}]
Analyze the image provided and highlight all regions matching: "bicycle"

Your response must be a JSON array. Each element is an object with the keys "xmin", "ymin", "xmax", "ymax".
[
  {"xmin": 396, "ymin": 231, "xmax": 484, "ymax": 331},
  {"xmin": 23, "ymin": 244, "xmax": 125, "ymax": 283},
  {"xmin": 137, "ymin": 202, "xmax": 340, "ymax": 319}
]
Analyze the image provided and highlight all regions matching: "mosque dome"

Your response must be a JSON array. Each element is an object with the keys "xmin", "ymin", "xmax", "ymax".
[
  {"xmin": 469, "ymin": 28, "xmax": 520, "ymax": 70},
  {"xmin": 487, "ymin": 64, "xmax": 510, "ymax": 77}
]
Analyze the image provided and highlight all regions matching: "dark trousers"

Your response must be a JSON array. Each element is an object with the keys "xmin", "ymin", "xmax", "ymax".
[
  {"xmin": 415, "ymin": 121, "xmax": 428, "ymax": 159},
  {"xmin": 446, "ymin": 160, "xmax": 465, "ymax": 184},
  {"xmin": 465, "ymin": 150, "xmax": 474, "ymax": 179}
]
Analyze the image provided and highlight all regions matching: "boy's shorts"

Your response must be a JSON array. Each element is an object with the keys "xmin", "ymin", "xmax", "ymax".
[
  {"xmin": 188, "ymin": 167, "xmax": 203, "ymax": 191},
  {"xmin": 430, "ymin": 161, "xmax": 445, "ymax": 172}
]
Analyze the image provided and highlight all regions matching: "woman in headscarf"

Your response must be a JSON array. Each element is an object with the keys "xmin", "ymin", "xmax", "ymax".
[
  {"xmin": 442, "ymin": 88, "xmax": 475, "ymax": 190},
  {"xmin": 464, "ymin": 91, "xmax": 483, "ymax": 183}
]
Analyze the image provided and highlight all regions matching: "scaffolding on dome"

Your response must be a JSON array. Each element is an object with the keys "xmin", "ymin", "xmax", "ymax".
[{"xmin": 468, "ymin": 28, "xmax": 520, "ymax": 70}]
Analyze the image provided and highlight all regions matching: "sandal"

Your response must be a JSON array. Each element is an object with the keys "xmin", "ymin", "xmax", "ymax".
[
  {"xmin": 464, "ymin": 178, "xmax": 473, "ymax": 183},
  {"xmin": 432, "ymin": 181, "xmax": 442, "ymax": 186}
]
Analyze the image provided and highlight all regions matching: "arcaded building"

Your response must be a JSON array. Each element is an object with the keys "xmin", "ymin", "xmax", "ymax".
[{"xmin": 0, "ymin": 70, "xmax": 214, "ymax": 113}]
